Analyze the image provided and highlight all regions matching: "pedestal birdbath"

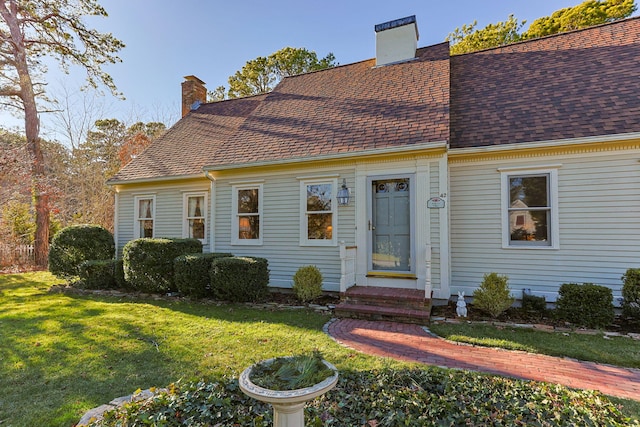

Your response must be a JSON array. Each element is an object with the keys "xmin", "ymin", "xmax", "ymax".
[{"xmin": 239, "ymin": 355, "xmax": 338, "ymax": 427}]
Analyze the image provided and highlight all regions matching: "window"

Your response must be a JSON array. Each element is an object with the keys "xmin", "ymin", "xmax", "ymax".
[
  {"xmin": 183, "ymin": 193, "xmax": 207, "ymax": 241},
  {"xmin": 500, "ymin": 167, "xmax": 559, "ymax": 249},
  {"xmin": 134, "ymin": 195, "xmax": 155, "ymax": 238},
  {"xmin": 300, "ymin": 179, "xmax": 337, "ymax": 246},
  {"xmin": 232, "ymin": 184, "xmax": 262, "ymax": 245}
]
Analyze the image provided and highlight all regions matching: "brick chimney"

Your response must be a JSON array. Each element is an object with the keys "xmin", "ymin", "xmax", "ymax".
[
  {"xmin": 181, "ymin": 75, "xmax": 207, "ymax": 117},
  {"xmin": 375, "ymin": 15, "xmax": 419, "ymax": 66}
]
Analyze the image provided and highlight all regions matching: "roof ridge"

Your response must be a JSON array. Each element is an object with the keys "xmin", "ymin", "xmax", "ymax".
[{"xmin": 451, "ymin": 15, "xmax": 640, "ymax": 57}]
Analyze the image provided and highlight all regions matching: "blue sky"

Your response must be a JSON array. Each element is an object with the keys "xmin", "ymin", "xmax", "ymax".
[{"xmin": 6, "ymin": 1, "xmax": 636, "ymax": 144}]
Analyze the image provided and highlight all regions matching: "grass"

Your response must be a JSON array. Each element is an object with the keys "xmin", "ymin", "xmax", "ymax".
[
  {"xmin": 1, "ymin": 272, "xmax": 638, "ymax": 426},
  {"xmin": 428, "ymin": 322, "xmax": 640, "ymax": 368},
  {"xmin": 0, "ymin": 272, "xmax": 394, "ymax": 426}
]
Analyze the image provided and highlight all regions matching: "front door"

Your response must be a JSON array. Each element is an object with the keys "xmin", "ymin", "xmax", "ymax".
[{"xmin": 370, "ymin": 177, "xmax": 413, "ymax": 274}]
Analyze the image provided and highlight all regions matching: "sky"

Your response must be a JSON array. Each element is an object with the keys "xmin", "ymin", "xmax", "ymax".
[{"xmin": 3, "ymin": 0, "xmax": 636, "ymax": 145}]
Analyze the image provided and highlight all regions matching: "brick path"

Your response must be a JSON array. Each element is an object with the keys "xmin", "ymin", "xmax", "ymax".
[{"xmin": 326, "ymin": 318, "xmax": 640, "ymax": 401}]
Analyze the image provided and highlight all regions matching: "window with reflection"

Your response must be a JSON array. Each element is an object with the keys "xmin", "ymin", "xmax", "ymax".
[
  {"xmin": 301, "ymin": 180, "xmax": 337, "ymax": 246},
  {"xmin": 233, "ymin": 185, "xmax": 262, "ymax": 244},
  {"xmin": 508, "ymin": 174, "xmax": 551, "ymax": 245}
]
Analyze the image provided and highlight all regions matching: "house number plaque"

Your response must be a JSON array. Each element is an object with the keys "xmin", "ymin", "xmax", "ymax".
[{"xmin": 427, "ymin": 197, "xmax": 445, "ymax": 209}]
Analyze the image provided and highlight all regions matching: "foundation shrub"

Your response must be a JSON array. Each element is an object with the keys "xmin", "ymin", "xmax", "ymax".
[
  {"xmin": 473, "ymin": 272, "xmax": 514, "ymax": 318},
  {"xmin": 174, "ymin": 252, "xmax": 233, "ymax": 298},
  {"xmin": 48, "ymin": 225, "xmax": 115, "ymax": 279},
  {"xmin": 77, "ymin": 259, "xmax": 118, "ymax": 289},
  {"xmin": 210, "ymin": 256, "xmax": 269, "ymax": 302},
  {"xmin": 292, "ymin": 265, "xmax": 323, "ymax": 302},
  {"xmin": 622, "ymin": 268, "xmax": 640, "ymax": 320},
  {"xmin": 123, "ymin": 238, "xmax": 202, "ymax": 293},
  {"xmin": 555, "ymin": 283, "xmax": 614, "ymax": 328},
  {"xmin": 522, "ymin": 292, "xmax": 547, "ymax": 313}
]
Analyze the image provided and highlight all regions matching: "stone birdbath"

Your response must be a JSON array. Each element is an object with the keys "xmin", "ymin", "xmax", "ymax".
[{"xmin": 239, "ymin": 353, "xmax": 339, "ymax": 427}]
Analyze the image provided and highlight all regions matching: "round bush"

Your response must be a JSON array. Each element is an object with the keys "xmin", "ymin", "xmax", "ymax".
[
  {"xmin": 472, "ymin": 272, "xmax": 514, "ymax": 318},
  {"xmin": 555, "ymin": 283, "xmax": 614, "ymax": 328},
  {"xmin": 622, "ymin": 268, "xmax": 640, "ymax": 320},
  {"xmin": 292, "ymin": 265, "xmax": 323, "ymax": 302},
  {"xmin": 48, "ymin": 225, "xmax": 115, "ymax": 279},
  {"xmin": 123, "ymin": 238, "xmax": 202, "ymax": 293}
]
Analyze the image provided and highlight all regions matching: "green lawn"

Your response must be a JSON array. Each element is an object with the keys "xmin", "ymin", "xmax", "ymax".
[
  {"xmin": 1, "ymin": 272, "xmax": 638, "ymax": 426},
  {"xmin": 428, "ymin": 321, "xmax": 640, "ymax": 368}
]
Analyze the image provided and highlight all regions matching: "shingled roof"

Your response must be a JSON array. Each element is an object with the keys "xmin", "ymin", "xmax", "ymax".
[
  {"xmin": 110, "ymin": 94, "xmax": 266, "ymax": 182},
  {"xmin": 450, "ymin": 16, "xmax": 640, "ymax": 149},
  {"xmin": 111, "ymin": 17, "xmax": 640, "ymax": 183}
]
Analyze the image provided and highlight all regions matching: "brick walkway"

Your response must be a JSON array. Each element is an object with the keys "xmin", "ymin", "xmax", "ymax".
[{"xmin": 326, "ymin": 318, "xmax": 640, "ymax": 401}]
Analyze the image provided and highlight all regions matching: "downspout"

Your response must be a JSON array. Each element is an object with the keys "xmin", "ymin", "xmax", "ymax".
[
  {"xmin": 204, "ymin": 171, "xmax": 216, "ymax": 251},
  {"xmin": 113, "ymin": 189, "xmax": 120, "ymax": 258}
]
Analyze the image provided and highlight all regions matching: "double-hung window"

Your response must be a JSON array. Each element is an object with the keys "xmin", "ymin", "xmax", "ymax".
[
  {"xmin": 500, "ymin": 167, "xmax": 559, "ymax": 249},
  {"xmin": 134, "ymin": 195, "xmax": 155, "ymax": 238},
  {"xmin": 183, "ymin": 192, "xmax": 207, "ymax": 242},
  {"xmin": 300, "ymin": 179, "xmax": 337, "ymax": 246},
  {"xmin": 232, "ymin": 184, "xmax": 262, "ymax": 245}
]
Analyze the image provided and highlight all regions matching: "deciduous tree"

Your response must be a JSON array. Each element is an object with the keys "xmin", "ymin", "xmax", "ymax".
[
  {"xmin": 447, "ymin": 0, "xmax": 637, "ymax": 54},
  {"xmin": 0, "ymin": 0, "xmax": 124, "ymax": 266},
  {"xmin": 226, "ymin": 47, "xmax": 336, "ymax": 99}
]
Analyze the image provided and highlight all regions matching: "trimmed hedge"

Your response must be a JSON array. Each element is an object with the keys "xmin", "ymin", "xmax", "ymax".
[
  {"xmin": 174, "ymin": 252, "xmax": 233, "ymax": 298},
  {"xmin": 622, "ymin": 268, "xmax": 640, "ymax": 320},
  {"xmin": 78, "ymin": 259, "xmax": 118, "ymax": 290},
  {"xmin": 123, "ymin": 238, "xmax": 202, "ymax": 293},
  {"xmin": 49, "ymin": 225, "xmax": 115, "ymax": 279},
  {"xmin": 555, "ymin": 283, "xmax": 614, "ymax": 329},
  {"xmin": 210, "ymin": 256, "xmax": 269, "ymax": 302}
]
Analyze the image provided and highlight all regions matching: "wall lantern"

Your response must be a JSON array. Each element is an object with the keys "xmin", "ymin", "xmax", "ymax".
[{"xmin": 337, "ymin": 178, "xmax": 351, "ymax": 206}]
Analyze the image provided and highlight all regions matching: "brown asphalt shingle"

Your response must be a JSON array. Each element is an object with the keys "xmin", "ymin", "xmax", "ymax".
[
  {"xmin": 450, "ymin": 17, "xmax": 640, "ymax": 149},
  {"xmin": 111, "ymin": 17, "xmax": 640, "ymax": 183},
  {"xmin": 109, "ymin": 95, "xmax": 266, "ymax": 182}
]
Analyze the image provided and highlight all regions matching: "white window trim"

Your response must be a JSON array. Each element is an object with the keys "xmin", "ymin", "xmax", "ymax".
[
  {"xmin": 133, "ymin": 195, "xmax": 156, "ymax": 239},
  {"xmin": 300, "ymin": 178, "xmax": 338, "ymax": 247},
  {"xmin": 231, "ymin": 183, "xmax": 263, "ymax": 245},
  {"xmin": 182, "ymin": 192, "xmax": 208, "ymax": 243},
  {"xmin": 500, "ymin": 167, "xmax": 559, "ymax": 250}
]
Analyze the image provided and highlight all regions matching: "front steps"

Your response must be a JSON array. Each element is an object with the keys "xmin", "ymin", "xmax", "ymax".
[{"xmin": 334, "ymin": 286, "xmax": 431, "ymax": 325}]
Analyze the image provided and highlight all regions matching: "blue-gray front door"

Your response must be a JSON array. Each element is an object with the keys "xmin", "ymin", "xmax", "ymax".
[{"xmin": 371, "ymin": 177, "xmax": 412, "ymax": 273}]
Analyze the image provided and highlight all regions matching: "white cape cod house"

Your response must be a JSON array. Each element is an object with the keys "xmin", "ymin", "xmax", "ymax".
[{"xmin": 108, "ymin": 16, "xmax": 640, "ymax": 317}]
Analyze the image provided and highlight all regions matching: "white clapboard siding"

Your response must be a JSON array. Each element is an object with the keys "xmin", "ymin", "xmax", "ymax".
[
  {"xmin": 449, "ymin": 148, "xmax": 640, "ymax": 302},
  {"xmin": 214, "ymin": 167, "xmax": 356, "ymax": 292},
  {"xmin": 115, "ymin": 181, "xmax": 212, "ymax": 256}
]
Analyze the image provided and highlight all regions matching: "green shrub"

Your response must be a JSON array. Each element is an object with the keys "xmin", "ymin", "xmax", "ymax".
[
  {"xmin": 622, "ymin": 268, "xmax": 640, "ymax": 320},
  {"xmin": 292, "ymin": 265, "xmax": 323, "ymax": 302},
  {"xmin": 210, "ymin": 256, "xmax": 269, "ymax": 302},
  {"xmin": 113, "ymin": 259, "xmax": 127, "ymax": 289},
  {"xmin": 77, "ymin": 259, "xmax": 118, "ymax": 289},
  {"xmin": 522, "ymin": 291, "xmax": 547, "ymax": 313},
  {"xmin": 174, "ymin": 252, "xmax": 233, "ymax": 298},
  {"xmin": 94, "ymin": 369, "xmax": 634, "ymax": 427},
  {"xmin": 473, "ymin": 273, "xmax": 514, "ymax": 318},
  {"xmin": 48, "ymin": 225, "xmax": 115, "ymax": 279},
  {"xmin": 123, "ymin": 238, "xmax": 202, "ymax": 293},
  {"xmin": 555, "ymin": 283, "xmax": 614, "ymax": 328}
]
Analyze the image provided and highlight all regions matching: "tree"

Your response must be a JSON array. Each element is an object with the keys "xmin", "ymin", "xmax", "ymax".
[
  {"xmin": 523, "ymin": 0, "xmax": 636, "ymax": 39},
  {"xmin": 447, "ymin": 0, "xmax": 637, "ymax": 54},
  {"xmin": 0, "ymin": 0, "xmax": 124, "ymax": 266},
  {"xmin": 226, "ymin": 47, "xmax": 336, "ymax": 99},
  {"xmin": 447, "ymin": 15, "xmax": 524, "ymax": 55}
]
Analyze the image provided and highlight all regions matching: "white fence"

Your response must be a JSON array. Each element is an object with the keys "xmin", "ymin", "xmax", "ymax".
[{"xmin": 0, "ymin": 244, "xmax": 34, "ymax": 266}]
